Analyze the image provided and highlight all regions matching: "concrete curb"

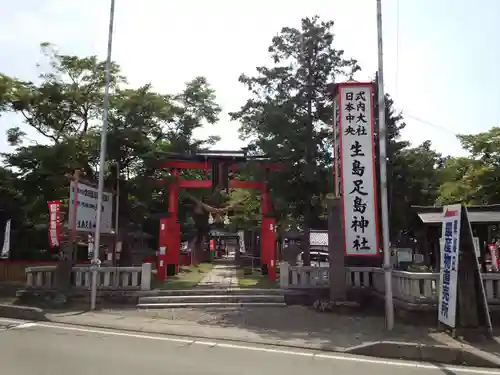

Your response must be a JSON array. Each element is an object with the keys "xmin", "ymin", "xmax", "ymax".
[
  {"xmin": 43, "ymin": 317, "xmax": 500, "ymax": 368},
  {"xmin": 346, "ymin": 340, "xmax": 500, "ymax": 368},
  {"xmin": 46, "ymin": 317, "xmax": 346, "ymax": 353},
  {"xmin": 0, "ymin": 304, "xmax": 48, "ymax": 322}
]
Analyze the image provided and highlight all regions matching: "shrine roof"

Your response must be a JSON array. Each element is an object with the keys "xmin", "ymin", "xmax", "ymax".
[{"xmin": 412, "ymin": 204, "xmax": 500, "ymax": 224}]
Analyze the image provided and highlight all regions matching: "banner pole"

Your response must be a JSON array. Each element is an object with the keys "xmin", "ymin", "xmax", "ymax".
[{"xmin": 71, "ymin": 170, "xmax": 80, "ymax": 262}]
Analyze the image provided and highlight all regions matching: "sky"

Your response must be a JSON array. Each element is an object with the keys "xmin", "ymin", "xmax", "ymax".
[{"xmin": 0, "ymin": 0, "xmax": 499, "ymax": 157}]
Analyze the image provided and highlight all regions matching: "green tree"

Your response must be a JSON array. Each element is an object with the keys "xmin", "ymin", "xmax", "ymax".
[
  {"xmin": 231, "ymin": 16, "xmax": 359, "ymax": 264},
  {"xmin": 0, "ymin": 43, "xmax": 221, "ymax": 264},
  {"xmin": 436, "ymin": 156, "xmax": 483, "ymax": 205},
  {"xmin": 9, "ymin": 43, "xmax": 125, "ymax": 143},
  {"xmin": 373, "ymin": 92, "xmax": 445, "ymax": 238},
  {"xmin": 451, "ymin": 127, "xmax": 500, "ymax": 204},
  {"xmin": 389, "ymin": 140, "xmax": 444, "ymax": 238}
]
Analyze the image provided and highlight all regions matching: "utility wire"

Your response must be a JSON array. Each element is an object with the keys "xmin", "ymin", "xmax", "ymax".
[
  {"xmin": 390, "ymin": 1, "xmax": 458, "ymax": 139},
  {"xmin": 401, "ymin": 111, "xmax": 459, "ymax": 136}
]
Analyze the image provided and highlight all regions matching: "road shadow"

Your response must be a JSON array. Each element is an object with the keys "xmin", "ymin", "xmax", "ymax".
[
  {"xmin": 0, "ymin": 282, "xmax": 24, "ymax": 298},
  {"xmin": 138, "ymin": 304, "xmax": 443, "ymax": 350},
  {"xmin": 454, "ymin": 329, "xmax": 500, "ymax": 359}
]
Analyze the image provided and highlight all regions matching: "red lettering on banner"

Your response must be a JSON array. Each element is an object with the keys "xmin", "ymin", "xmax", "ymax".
[{"xmin": 47, "ymin": 200, "xmax": 61, "ymax": 248}]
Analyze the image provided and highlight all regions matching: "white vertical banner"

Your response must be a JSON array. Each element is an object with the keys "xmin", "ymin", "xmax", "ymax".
[
  {"xmin": 238, "ymin": 230, "xmax": 245, "ymax": 253},
  {"xmin": 339, "ymin": 82, "xmax": 380, "ymax": 256},
  {"xmin": 438, "ymin": 204, "xmax": 461, "ymax": 328},
  {"xmin": 1, "ymin": 219, "xmax": 11, "ymax": 259}
]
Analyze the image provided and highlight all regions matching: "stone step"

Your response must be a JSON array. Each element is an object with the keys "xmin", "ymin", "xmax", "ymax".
[
  {"xmin": 138, "ymin": 294, "xmax": 285, "ymax": 305},
  {"xmin": 137, "ymin": 302, "xmax": 287, "ymax": 309},
  {"xmin": 142, "ymin": 288, "xmax": 288, "ymax": 296}
]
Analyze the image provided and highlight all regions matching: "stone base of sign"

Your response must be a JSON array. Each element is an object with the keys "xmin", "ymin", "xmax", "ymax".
[
  {"xmin": 54, "ymin": 247, "xmax": 73, "ymax": 293},
  {"xmin": 327, "ymin": 196, "xmax": 346, "ymax": 301}
]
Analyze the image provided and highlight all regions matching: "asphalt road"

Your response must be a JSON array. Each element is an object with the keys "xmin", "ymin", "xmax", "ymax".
[{"xmin": 0, "ymin": 319, "xmax": 498, "ymax": 375}]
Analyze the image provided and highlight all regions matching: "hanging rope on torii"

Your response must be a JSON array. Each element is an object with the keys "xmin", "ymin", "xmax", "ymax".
[{"xmin": 183, "ymin": 191, "xmax": 245, "ymax": 224}]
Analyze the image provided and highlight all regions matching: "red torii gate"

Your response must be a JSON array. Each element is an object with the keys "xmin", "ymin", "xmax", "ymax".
[{"xmin": 154, "ymin": 151, "xmax": 281, "ymax": 282}]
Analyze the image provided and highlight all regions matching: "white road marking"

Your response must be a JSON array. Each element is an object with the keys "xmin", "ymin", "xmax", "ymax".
[
  {"xmin": 0, "ymin": 319, "xmax": 37, "ymax": 330},
  {"xmin": 194, "ymin": 341, "xmax": 217, "ymax": 347},
  {"xmin": 12, "ymin": 323, "xmax": 37, "ymax": 329},
  {"xmin": 0, "ymin": 318, "xmax": 24, "ymax": 325},
  {"xmin": 0, "ymin": 318, "xmax": 499, "ymax": 374}
]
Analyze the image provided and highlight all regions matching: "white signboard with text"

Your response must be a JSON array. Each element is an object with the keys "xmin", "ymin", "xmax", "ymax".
[
  {"xmin": 339, "ymin": 83, "xmax": 379, "ymax": 256},
  {"xmin": 68, "ymin": 181, "xmax": 113, "ymax": 234},
  {"xmin": 438, "ymin": 204, "xmax": 461, "ymax": 328},
  {"xmin": 396, "ymin": 248, "xmax": 413, "ymax": 263}
]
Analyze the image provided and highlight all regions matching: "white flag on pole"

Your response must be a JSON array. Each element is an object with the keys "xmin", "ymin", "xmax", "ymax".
[{"xmin": 1, "ymin": 219, "xmax": 11, "ymax": 259}]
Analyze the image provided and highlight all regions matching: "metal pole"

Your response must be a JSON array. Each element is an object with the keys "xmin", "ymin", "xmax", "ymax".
[
  {"xmin": 91, "ymin": 0, "xmax": 116, "ymax": 311},
  {"xmin": 376, "ymin": 0, "xmax": 394, "ymax": 330},
  {"xmin": 300, "ymin": 33, "xmax": 313, "ymax": 267},
  {"xmin": 113, "ymin": 161, "xmax": 120, "ymax": 287},
  {"xmin": 71, "ymin": 170, "xmax": 80, "ymax": 262},
  {"xmin": 114, "ymin": 161, "xmax": 120, "ymax": 266}
]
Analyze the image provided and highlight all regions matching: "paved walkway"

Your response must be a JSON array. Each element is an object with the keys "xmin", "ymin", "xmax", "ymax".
[{"xmin": 197, "ymin": 261, "xmax": 239, "ymax": 288}]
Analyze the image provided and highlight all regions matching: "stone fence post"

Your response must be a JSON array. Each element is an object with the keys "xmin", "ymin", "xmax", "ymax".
[
  {"xmin": 279, "ymin": 261, "xmax": 289, "ymax": 288},
  {"xmin": 141, "ymin": 262, "xmax": 152, "ymax": 290}
]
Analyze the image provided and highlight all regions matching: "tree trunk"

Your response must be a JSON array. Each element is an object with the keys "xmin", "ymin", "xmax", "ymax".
[{"xmin": 193, "ymin": 235, "xmax": 205, "ymax": 264}]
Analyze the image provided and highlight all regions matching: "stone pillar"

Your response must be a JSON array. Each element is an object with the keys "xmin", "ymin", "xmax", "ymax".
[
  {"xmin": 141, "ymin": 262, "xmax": 152, "ymax": 290},
  {"xmin": 279, "ymin": 261, "xmax": 289, "ymax": 288},
  {"xmin": 327, "ymin": 195, "xmax": 346, "ymax": 301}
]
